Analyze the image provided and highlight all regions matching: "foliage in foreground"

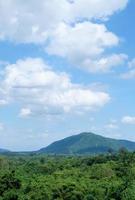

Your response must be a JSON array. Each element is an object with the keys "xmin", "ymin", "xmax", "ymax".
[{"xmin": 0, "ymin": 150, "xmax": 135, "ymax": 199}]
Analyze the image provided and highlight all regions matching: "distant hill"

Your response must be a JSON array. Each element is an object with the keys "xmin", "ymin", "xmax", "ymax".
[
  {"xmin": 39, "ymin": 132, "xmax": 135, "ymax": 155},
  {"xmin": 0, "ymin": 148, "xmax": 10, "ymax": 153}
]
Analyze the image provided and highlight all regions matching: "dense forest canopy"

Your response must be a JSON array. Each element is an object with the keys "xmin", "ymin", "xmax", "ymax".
[{"xmin": 0, "ymin": 150, "xmax": 135, "ymax": 200}]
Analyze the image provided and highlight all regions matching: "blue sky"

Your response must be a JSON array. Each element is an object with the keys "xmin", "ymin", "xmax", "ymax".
[{"xmin": 0, "ymin": 0, "xmax": 135, "ymax": 151}]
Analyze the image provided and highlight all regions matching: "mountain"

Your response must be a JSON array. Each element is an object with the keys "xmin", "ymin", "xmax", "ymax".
[
  {"xmin": 39, "ymin": 132, "xmax": 135, "ymax": 155},
  {"xmin": 0, "ymin": 148, "xmax": 10, "ymax": 153}
]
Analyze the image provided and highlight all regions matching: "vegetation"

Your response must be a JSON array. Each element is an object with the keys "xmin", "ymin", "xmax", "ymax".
[
  {"xmin": 39, "ymin": 132, "xmax": 135, "ymax": 154},
  {"xmin": 0, "ymin": 150, "xmax": 135, "ymax": 199}
]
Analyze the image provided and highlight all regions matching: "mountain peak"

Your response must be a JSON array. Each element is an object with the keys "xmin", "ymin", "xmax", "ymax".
[{"xmin": 39, "ymin": 132, "xmax": 135, "ymax": 155}]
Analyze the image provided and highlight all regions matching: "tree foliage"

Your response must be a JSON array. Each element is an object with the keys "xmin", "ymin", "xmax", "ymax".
[{"xmin": 0, "ymin": 151, "xmax": 135, "ymax": 199}]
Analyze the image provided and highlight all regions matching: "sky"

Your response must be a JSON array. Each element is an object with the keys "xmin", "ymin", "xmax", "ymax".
[{"xmin": 0, "ymin": 0, "xmax": 135, "ymax": 151}]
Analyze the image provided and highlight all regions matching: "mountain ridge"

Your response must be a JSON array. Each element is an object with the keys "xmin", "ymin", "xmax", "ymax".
[
  {"xmin": 39, "ymin": 132, "xmax": 135, "ymax": 154},
  {"xmin": 1, "ymin": 132, "xmax": 135, "ymax": 154}
]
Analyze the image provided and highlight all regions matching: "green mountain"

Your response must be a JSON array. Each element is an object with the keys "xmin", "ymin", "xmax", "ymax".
[{"xmin": 39, "ymin": 132, "xmax": 135, "ymax": 154}]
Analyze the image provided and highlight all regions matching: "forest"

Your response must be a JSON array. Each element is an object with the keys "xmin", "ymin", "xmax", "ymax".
[{"xmin": 0, "ymin": 150, "xmax": 135, "ymax": 200}]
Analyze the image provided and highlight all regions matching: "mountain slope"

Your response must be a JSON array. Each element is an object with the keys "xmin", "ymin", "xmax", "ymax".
[{"xmin": 39, "ymin": 132, "xmax": 135, "ymax": 154}]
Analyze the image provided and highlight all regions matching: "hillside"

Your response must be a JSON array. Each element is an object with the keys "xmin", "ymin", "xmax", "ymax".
[{"xmin": 39, "ymin": 132, "xmax": 135, "ymax": 154}]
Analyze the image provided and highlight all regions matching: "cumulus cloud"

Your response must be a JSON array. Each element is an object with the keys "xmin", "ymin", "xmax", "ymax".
[
  {"xmin": 70, "ymin": 0, "xmax": 128, "ymax": 21},
  {"xmin": 47, "ymin": 22, "xmax": 119, "ymax": 57},
  {"xmin": 0, "ymin": 0, "xmax": 70, "ymax": 43},
  {"xmin": 0, "ymin": 1, "xmax": 128, "ymax": 73},
  {"xmin": 0, "ymin": 58, "xmax": 110, "ymax": 115},
  {"xmin": 0, "ymin": 0, "xmax": 128, "ymax": 43},
  {"xmin": 122, "ymin": 116, "xmax": 135, "ymax": 125},
  {"xmin": 46, "ymin": 22, "xmax": 127, "ymax": 73}
]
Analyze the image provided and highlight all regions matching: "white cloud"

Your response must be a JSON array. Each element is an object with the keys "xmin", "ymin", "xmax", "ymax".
[
  {"xmin": 19, "ymin": 108, "xmax": 32, "ymax": 118},
  {"xmin": 0, "ymin": 58, "xmax": 110, "ymax": 115},
  {"xmin": 46, "ymin": 22, "xmax": 127, "ymax": 73},
  {"xmin": 47, "ymin": 22, "xmax": 119, "ymax": 57},
  {"xmin": 70, "ymin": 0, "xmax": 128, "ymax": 21},
  {"xmin": 0, "ymin": 0, "xmax": 70, "ymax": 43},
  {"xmin": 82, "ymin": 54, "xmax": 128, "ymax": 73},
  {"xmin": 122, "ymin": 116, "xmax": 135, "ymax": 125},
  {"xmin": 0, "ymin": 0, "xmax": 128, "ymax": 43},
  {"xmin": 0, "ymin": 1, "xmax": 128, "ymax": 74}
]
